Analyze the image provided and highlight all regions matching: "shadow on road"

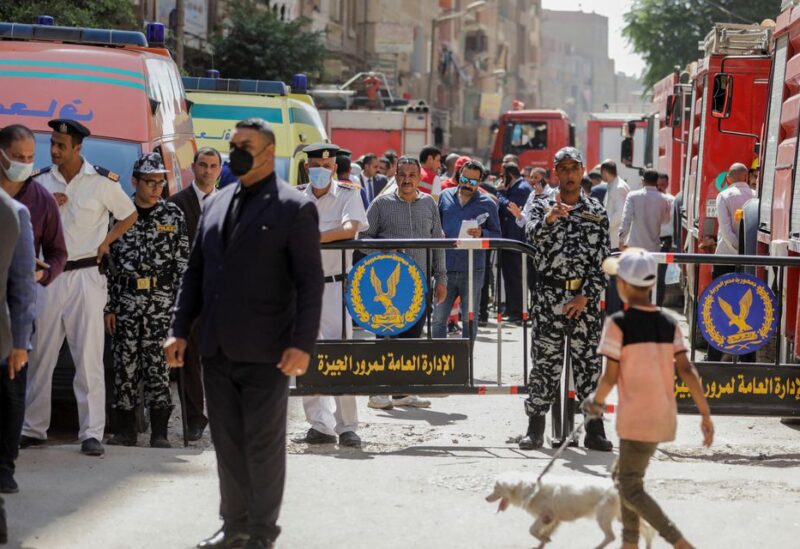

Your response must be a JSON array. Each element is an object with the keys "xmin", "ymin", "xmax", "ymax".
[{"xmin": 374, "ymin": 408, "xmax": 468, "ymax": 426}]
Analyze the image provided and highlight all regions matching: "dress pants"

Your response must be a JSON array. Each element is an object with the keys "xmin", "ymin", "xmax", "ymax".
[
  {"xmin": 500, "ymin": 249, "xmax": 523, "ymax": 318},
  {"xmin": 203, "ymin": 351, "xmax": 289, "ymax": 541},
  {"xmin": 303, "ymin": 281, "xmax": 357, "ymax": 436},
  {"xmin": 605, "ymin": 248, "xmax": 624, "ymax": 315},
  {"xmin": 0, "ymin": 364, "xmax": 26, "ymax": 474},
  {"xmin": 183, "ymin": 322, "xmax": 207, "ymax": 429},
  {"xmin": 656, "ymin": 237, "xmax": 673, "ymax": 307},
  {"xmin": 23, "ymin": 268, "xmax": 107, "ymax": 442}
]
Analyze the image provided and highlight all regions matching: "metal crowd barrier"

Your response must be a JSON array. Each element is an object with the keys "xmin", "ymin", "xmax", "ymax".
[
  {"xmin": 292, "ymin": 240, "xmax": 800, "ymax": 420},
  {"xmin": 653, "ymin": 251, "xmax": 800, "ymax": 417},
  {"xmin": 292, "ymin": 238, "xmax": 535, "ymax": 397}
]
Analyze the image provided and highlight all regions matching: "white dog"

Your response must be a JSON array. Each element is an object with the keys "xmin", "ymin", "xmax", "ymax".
[{"xmin": 485, "ymin": 471, "xmax": 654, "ymax": 549}]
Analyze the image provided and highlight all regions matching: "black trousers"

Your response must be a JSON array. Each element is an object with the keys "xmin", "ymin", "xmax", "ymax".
[
  {"xmin": 0, "ymin": 363, "xmax": 25, "ymax": 474},
  {"xmin": 203, "ymin": 351, "xmax": 289, "ymax": 541},
  {"xmin": 480, "ymin": 251, "xmax": 494, "ymax": 322},
  {"xmin": 183, "ymin": 323, "xmax": 207, "ymax": 429},
  {"xmin": 605, "ymin": 248, "xmax": 624, "ymax": 315},
  {"xmin": 656, "ymin": 236, "xmax": 673, "ymax": 307},
  {"xmin": 501, "ymin": 250, "xmax": 523, "ymax": 318}
]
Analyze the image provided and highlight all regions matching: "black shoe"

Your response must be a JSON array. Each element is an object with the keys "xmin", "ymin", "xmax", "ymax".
[
  {"xmin": 519, "ymin": 415, "xmax": 546, "ymax": 450},
  {"xmin": 478, "ymin": 320, "xmax": 488, "ymax": 327},
  {"xmin": 0, "ymin": 471, "xmax": 18, "ymax": 494},
  {"xmin": 80, "ymin": 438, "xmax": 105, "ymax": 456},
  {"xmin": 187, "ymin": 418, "xmax": 208, "ymax": 441},
  {"xmin": 19, "ymin": 435, "xmax": 45, "ymax": 449},
  {"xmin": 303, "ymin": 428, "xmax": 337, "ymax": 444},
  {"xmin": 339, "ymin": 431, "xmax": 362, "ymax": 448},
  {"xmin": 243, "ymin": 537, "xmax": 273, "ymax": 549},
  {"xmin": 150, "ymin": 407, "xmax": 172, "ymax": 448},
  {"xmin": 107, "ymin": 409, "xmax": 137, "ymax": 447},
  {"xmin": 584, "ymin": 418, "xmax": 613, "ymax": 452},
  {"xmin": 197, "ymin": 528, "xmax": 249, "ymax": 549}
]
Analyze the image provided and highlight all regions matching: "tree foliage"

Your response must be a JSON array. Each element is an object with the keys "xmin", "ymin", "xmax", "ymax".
[
  {"xmin": 624, "ymin": 0, "xmax": 781, "ymax": 88},
  {"xmin": 0, "ymin": 0, "xmax": 136, "ymax": 29},
  {"xmin": 211, "ymin": 1, "xmax": 325, "ymax": 81}
]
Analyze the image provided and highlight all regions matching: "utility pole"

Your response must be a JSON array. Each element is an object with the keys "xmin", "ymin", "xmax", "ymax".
[{"xmin": 176, "ymin": 0, "xmax": 185, "ymax": 70}]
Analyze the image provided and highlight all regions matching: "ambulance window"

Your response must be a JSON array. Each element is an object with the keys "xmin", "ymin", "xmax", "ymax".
[{"xmin": 507, "ymin": 122, "xmax": 548, "ymax": 152}]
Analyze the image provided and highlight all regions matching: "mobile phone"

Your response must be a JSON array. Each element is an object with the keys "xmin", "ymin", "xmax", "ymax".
[{"xmin": 35, "ymin": 259, "xmax": 50, "ymax": 271}]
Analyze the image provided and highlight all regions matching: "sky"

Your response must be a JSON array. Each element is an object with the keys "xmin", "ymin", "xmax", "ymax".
[{"xmin": 541, "ymin": 0, "xmax": 645, "ymax": 77}]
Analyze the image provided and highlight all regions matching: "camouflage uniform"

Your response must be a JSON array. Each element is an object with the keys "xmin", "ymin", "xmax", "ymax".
[
  {"xmin": 105, "ymin": 200, "xmax": 189, "ymax": 411},
  {"xmin": 524, "ymin": 194, "xmax": 609, "ymax": 417}
]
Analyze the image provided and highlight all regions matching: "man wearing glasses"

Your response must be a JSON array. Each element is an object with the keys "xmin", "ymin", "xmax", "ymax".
[
  {"xmin": 104, "ymin": 153, "xmax": 189, "ymax": 448},
  {"xmin": 433, "ymin": 160, "xmax": 500, "ymax": 341}
]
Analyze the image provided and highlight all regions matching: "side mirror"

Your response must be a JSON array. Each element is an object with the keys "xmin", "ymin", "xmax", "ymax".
[
  {"xmin": 621, "ymin": 137, "xmax": 634, "ymax": 167},
  {"xmin": 711, "ymin": 73, "xmax": 733, "ymax": 119}
]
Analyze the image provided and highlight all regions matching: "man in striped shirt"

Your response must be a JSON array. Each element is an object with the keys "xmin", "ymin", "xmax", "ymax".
[{"xmin": 363, "ymin": 156, "xmax": 447, "ymax": 410}]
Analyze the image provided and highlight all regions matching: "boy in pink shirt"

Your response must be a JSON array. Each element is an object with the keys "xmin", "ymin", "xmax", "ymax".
[{"xmin": 583, "ymin": 248, "xmax": 714, "ymax": 549}]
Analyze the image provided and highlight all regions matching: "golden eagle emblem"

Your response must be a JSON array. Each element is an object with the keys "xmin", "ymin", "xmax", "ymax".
[
  {"xmin": 369, "ymin": 264, "xmax": 404, "ymax": 329},
  {"xmin": 717, "ymin": 289, "xmax": 753, "ymax": 333}
]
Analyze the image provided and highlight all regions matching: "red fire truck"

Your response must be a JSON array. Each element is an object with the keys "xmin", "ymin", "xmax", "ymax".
[
  {"xmin": 740, "ymin": 5, "xmax": 800, "ymax": 356},
  {"xmin": 676, "ymin": 24, "xmax": 771, "ymax": 310},
  {"xmin": 489, "ymin": 109, "xmax": 574, "ymax": 180},
  {"xmin": 586, "ymin": 113, "xmax": 648, "ymax": 190}
]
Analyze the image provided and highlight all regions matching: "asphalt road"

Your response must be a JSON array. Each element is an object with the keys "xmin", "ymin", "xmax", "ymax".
[{"xmin": 7, "ymin": 316, "xmax": 800, "ymax": 548}]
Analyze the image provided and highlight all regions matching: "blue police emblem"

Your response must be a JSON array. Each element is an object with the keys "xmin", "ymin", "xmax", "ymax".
[
  {"xmin": 346, "ymin": 252, "xmax": 428, "ymax": 336},
  {"xmin": 698, "ymin": 272, "xmax": 777, "ymax": 355}
]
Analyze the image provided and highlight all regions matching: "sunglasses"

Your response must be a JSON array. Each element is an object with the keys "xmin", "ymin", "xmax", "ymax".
[{"xmin": 459, "ymin": 175, "xmax": 480, "ymax": 186}]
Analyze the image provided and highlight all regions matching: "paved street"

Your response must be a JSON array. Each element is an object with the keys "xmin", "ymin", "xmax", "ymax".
[{"xmin": 6, "ymin": 317, "xmax": 800, "ymax": 548}]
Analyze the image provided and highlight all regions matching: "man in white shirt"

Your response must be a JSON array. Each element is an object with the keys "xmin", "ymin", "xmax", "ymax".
[
  {"xmin": 600, "ymin": 159, "xmax": 629, "ymax": 314},
  {"xmin": 299, "ymin": 143, "xmax": 369, "ymax": 448},
  {"xmin": 715, "ymin": 163, "xmax": 756, "ymax": 266},
  {"xmin": 656, "ymin": 172, "xmax": 676, "ymax": 306},
  {"xmin": 22, "ymin": 119, "xmax": 137, "ymax": 456}
]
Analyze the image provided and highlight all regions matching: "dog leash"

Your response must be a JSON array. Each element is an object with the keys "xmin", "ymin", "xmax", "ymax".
[{"xmin": 536, "ymin": 418, "xmax": 589, "ymax": 483}]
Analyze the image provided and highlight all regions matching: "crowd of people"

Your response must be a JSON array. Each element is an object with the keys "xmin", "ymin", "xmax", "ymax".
[{"xmin": 0, "ymin": 114, "xmax": 734, "ymax": 548}]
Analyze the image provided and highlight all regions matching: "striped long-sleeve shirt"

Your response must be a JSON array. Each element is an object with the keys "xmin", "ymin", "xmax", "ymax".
[{"xmin": 363, "ymin": 191, "xmax": 447, "ymax": 286}]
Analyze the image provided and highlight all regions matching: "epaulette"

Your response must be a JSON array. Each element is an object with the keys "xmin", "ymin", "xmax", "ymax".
[
  {"xmin": 94, "ymin": 165, "xmax": 120, "ymax": 182},
  {"xmin": 30, "ymin": 166, "xmax": 51, "ymax": 179},
  {"xmin": 336, "ymin": 180, "xmax": 358, "ymax": 190}
]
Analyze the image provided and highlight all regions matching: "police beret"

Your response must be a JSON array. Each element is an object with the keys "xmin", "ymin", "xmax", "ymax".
[
  {"xmin": 133, "ymin": 152, "xmax": 168, "ymax": 174},
  {"xmin": 48, "ymin": 118, "xmax": 91, "ymax": 138},
  {"xmin": 303, "ymin": 142, "xmax": 340, "ymax": 159}
]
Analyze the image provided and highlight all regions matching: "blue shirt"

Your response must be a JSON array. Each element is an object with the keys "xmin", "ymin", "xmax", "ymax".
[
  {"xmin": 438, "ymin": 187, "xmax": 501, "ymax": 272},
  {"xmin": 498, "ymin": 177, "xmax": 533, "ymax": 241}
]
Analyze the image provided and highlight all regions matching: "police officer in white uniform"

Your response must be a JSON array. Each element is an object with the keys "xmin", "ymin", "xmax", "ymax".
[
  {"xmin": 21, "ymin": 119, "xmax": 137, "ymax": 456},
  {"xmin": 299, "ymin": 143, "xmax": 368, "ymax": 448}
]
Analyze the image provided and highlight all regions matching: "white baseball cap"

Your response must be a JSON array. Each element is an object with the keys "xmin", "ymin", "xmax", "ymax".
[{"xmin": 602, "ymin": 248, "xmax": 657, "ymax": 287}]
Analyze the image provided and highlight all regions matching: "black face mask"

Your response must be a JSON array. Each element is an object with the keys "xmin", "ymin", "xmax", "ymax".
[{"xmin": 228, "ymin": 146, "xmax": 254, "ymax": 176}]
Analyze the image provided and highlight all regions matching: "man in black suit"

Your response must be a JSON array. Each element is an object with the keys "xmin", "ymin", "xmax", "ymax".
[
  {"xmin": 165, "ymin": 118, "xmax": 324, "ymax": 549},
  {"xmin": 359, "ymin": 152, "xmax": 389, "ymax": 203},
  {"xmin": 167, "ymin": 147, "xmax": 222, "ymax": 441}
]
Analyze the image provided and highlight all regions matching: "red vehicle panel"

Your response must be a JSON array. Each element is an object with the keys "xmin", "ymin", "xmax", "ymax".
[
  {"xmin": 684, "ymin": 56, "xmax": 770, "ymax": 302},
  {"xmin": 490, "ymin": 110, "xmax": 572, "ymax": 181}
]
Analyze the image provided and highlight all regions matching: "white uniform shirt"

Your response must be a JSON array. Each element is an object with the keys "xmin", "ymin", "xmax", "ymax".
[
  {"xmin": 35, "ymin": 159, "xmax": 135, "ymax": 261},
  {"xmin": 304, "ymin": 180, "xmax": 369, "ymax": 276},
  {"xmin": 605, "ymin": 176, "xmax": 630, "ymax": 249},
  {"xmin": 715, "ymin": 181, "xmax": 756, "ymax": 255},
  {"xmin": 192, "ymin": 180, "xmax": 217, "ymax": 210},
  {"xmin": 660, "ymin": 192, "xmax": 675, "ymax": 238}
]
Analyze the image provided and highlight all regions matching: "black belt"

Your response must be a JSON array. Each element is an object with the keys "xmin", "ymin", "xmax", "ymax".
[
  {"xmin": 540, "ymin": 276, "xmax": 583, "ymax": 291},
  {"xmin": 120, "ymin": 276, "xmax": 174, "ymax": 292},
  {"xmin": 324, "ymin": 274, "xmax": 347, "ymax": 284},
  {"xmin": 64, "ymin": 257, "xmax": 98, "ymax": 272}
]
